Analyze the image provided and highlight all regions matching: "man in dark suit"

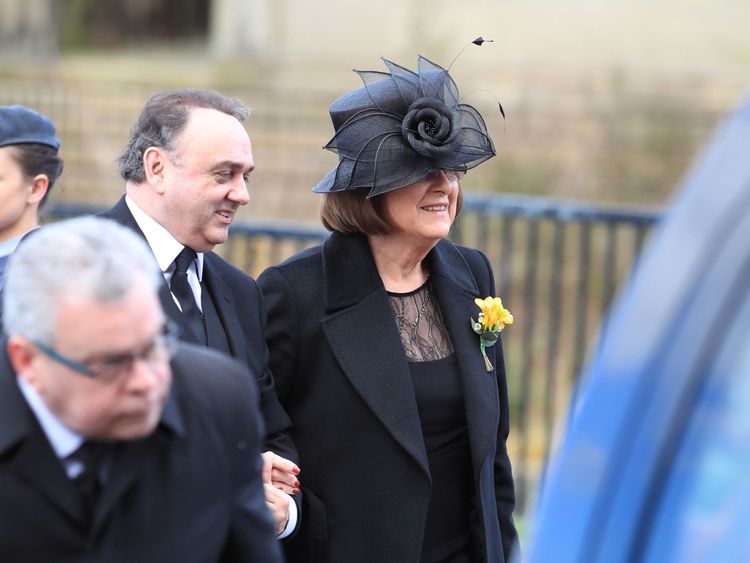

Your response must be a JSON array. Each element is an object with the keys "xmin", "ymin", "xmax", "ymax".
[
  {"xmin": 99, "ymin": 89, "xmax": 300, "ymax": 535},
  {"xmin": 0, "ymin": 217, "xmax": 282, "ymax": 562}
]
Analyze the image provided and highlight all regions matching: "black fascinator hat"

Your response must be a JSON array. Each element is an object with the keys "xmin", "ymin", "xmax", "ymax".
[{"xmin": 313, "ymin": 55, "xmax": 496, "ymax": 198}]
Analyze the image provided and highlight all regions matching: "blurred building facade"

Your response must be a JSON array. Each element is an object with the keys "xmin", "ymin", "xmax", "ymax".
[
  {"xmin": 0, "ymin": 0, "xmax": 57, "ymax": 58},
  {"xmin": 2, "ymin": 1, "xmax": 747, "ymax": 345},
  {"xmin": 2, "ymin": 0, "xmax": 747, "ymax": 225}
]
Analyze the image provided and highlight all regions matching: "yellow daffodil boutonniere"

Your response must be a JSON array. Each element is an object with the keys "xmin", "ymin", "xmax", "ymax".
[{"xmin": 472, "ymin": 296, "xmax": 513, "ymax": 372}]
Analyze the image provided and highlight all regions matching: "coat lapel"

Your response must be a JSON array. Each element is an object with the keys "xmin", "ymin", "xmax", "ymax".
[
  {"xmin": 91, "ymin": 432, "xmax": 168, "ymax": 535},
  {"xmin": 427, "ymin": 242, "xmax": 500, "ymax": 475},
  {"xmin": 11, "ymin": 432, "xmax": 84, "ymax": 525},
  {"xmin": 92, "ymin": 382, "xmax": 185, "ymax": 536},
  {"xmin": 321, "ymin": 234, "xmax": 430, "ymax": 477},
  {"xmin": 0, "ymin": 344, "xmax": 87, "ymax": 526}
]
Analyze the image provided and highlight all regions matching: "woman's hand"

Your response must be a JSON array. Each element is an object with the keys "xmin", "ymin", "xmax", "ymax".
[{"xmin": 262, "ymin": 450, "xmax": 301, "ymax": 494}]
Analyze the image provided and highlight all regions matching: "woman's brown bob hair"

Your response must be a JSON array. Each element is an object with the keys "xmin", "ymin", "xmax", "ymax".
[{"xmin": 321, "ymin": 182, "xmax": 464, "ymax": 236}]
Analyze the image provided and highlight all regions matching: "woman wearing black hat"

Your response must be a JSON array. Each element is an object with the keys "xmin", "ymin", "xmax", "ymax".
[
  {"xmin": 0, "ymin": 105, "xmax": 63, "ymax": 289},
  {"xmin": 259, "ymin": 56, "xmax": 518, "ymax": 563}
]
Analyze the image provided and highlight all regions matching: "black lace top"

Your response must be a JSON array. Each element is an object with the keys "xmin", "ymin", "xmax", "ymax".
[
  {"xmin": 388, "ymin": 279, "xmax": 478, "ymax": 562},
  {"xmin": 387, "ymin": 279, "xmax": 454, "ymax": 362}
]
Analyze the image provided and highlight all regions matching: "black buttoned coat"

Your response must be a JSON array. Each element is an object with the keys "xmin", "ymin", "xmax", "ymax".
[
  {"xmin": 0, "ymin": 341, "xmax": 282, "ymax": 562},
  {"xmin": 258, "ymin": 232, "xmax": 518, "ymax": 563}
]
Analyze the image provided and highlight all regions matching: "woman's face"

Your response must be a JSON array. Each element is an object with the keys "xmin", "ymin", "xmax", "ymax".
[
  {"xmin": 380, "ymin": 170, "xmax": 462, "ymax": 244},
  {"xmin": 0, "ymin": 146, "xmax": 32, "ymax": 240}
]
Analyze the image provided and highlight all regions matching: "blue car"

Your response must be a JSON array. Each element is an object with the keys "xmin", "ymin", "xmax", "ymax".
[{"xmin": 525, "ymin": 96, "xmax": 750, "ymax": 563}]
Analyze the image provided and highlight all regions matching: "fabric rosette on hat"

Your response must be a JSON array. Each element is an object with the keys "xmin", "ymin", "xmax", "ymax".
[{"xmin": 314, "ymin": 55, "xmax": 496, "ymax": 198}]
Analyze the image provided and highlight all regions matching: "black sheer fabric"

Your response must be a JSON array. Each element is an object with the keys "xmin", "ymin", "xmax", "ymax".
[
  {"xmin": 387, "ymin": 280, "xmax": 454, "ymax": 362},
  {"xmin": 313, "ymin": 55, "xmax": 496, "ymax": 198}
]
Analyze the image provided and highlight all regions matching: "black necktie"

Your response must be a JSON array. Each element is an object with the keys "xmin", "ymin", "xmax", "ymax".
[
  {"xmin": 171, "ymin": 247, "xmax": 206, "ymax": 345},
  {"xmin": 69, "ymin": 441, "xmax": 107, "ymax": 524}
]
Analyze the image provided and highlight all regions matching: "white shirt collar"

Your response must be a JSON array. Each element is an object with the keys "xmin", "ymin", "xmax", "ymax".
[
  {"xmin": 17, "ymin": 377, "xmax": 83, "ymax": 460},
  {"xmin": 125, "ymin": 194, "xmax": 204, "ymax": 280}
]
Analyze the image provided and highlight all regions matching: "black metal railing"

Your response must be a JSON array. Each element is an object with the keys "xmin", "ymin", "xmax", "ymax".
[
  {"xmin": 46, "ymin": 192, "xmax": 662, "ymax": 513},
  {"xmin": 455, "ymin": 194, "xmax": 661, "ymax": 510}
]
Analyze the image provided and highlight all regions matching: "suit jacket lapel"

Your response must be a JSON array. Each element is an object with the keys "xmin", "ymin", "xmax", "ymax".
[
  {"xmin": 202, "ymin": 255, "xmax": 248, "ymax": 360},
  {"xmin": 427, "ymin": 242, "xmax": 500, "ymax": 474},
  {"xmin": 12, "ymin": 432, "xmax": 84, "ymax": 525},
  {"xmin": 321, "ymin": 234, "xmax": 429, "ymax": 477},
  {"xmin": 0, "ymin": 344, "xmax": 87, "ymax": 526}
]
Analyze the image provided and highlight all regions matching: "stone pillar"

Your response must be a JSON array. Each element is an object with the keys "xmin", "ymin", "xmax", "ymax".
[
  {"xmin": 209, "ymin": 0, "xmax": 277, "ymax": 57},
  {"xmin": 0, "ymin": 0, "xmax": 57, "ymax": 58}
]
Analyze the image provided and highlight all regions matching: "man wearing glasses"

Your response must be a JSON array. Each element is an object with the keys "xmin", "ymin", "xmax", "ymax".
[{"xmin": 0, "ymin": 217, "xmax": 282, "ymax": 562}]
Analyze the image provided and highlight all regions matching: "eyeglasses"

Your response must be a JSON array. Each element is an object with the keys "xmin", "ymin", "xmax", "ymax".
[{"xmin": 33, "ymin": 320, "xmax": 180, "ymax": 384}]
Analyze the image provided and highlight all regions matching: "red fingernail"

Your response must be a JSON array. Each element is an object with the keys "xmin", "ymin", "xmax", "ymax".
[
  {"xmin": 294, "ymin": 480, "xmax": 300, "ymax": 487},
  {"xmin": 292, "ymin": 488, "xmax": 300, "ymax": 494},
  {"xmin": 292, "ymin": 467, "xmax": 301, "ymax": 475}
]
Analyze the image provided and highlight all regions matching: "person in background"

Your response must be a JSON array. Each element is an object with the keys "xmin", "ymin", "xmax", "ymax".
[
  {"xmin": 0, "ymin": 105, "xmax": 63, "ymax": 290},
  {"xmin": 0, "ymin": 217, "xmax": 282, "ymax": 562},
  {"xmin": 259, "ymin": 55, "xmax": 519, "ymax": 562},
  {"xmin": 100, "ymin": 89, "xmax": 301, "ymax": 536}
]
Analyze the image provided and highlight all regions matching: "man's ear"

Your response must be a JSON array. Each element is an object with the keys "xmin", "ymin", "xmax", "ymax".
[
  {"xmin": 27, "ymin": 174, "xmax": 49, "ymax": 205},
  {"xmin": 6, "ymin": 337, "xmax": 41, "ymax": 390},
  {"xmin": 143, "ymin": 147, "xmax": 168, "ymax": 194}
]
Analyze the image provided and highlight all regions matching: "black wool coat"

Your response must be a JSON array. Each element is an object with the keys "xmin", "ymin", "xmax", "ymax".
[{"xmin": 258, "ymin": 232, "xmax": 518, "ymax": 563}]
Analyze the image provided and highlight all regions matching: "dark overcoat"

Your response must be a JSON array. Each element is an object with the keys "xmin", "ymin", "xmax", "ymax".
[
  {"xmin": 0, "ymin": 341, "xmax": 283, "ymax": 563},
  {"xmin": 258, "ymin": 232, "xmax": 518, "ymax": 563}
]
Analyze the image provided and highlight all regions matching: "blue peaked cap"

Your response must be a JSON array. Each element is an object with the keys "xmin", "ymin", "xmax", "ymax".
[{"xmin": 0, "ymin": 105, "xmax": 60, "ymax": 150}]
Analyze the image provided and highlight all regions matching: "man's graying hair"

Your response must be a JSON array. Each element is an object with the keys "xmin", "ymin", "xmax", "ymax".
[
  {"xmin": 2, "ymin": 217, "xmax": 162, "ymax": 345},
  {"xmin": 117, "ymin": 89, "xmax": 250, "ymax": 183}
]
